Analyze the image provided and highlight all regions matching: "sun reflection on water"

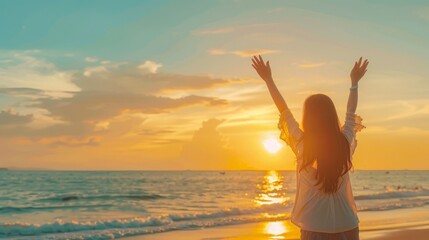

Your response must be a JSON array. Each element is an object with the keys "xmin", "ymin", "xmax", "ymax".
[
  {"xmin": 254, "ymin": 170, "xmax": 289, "ymax": 206},
  {"xmin": 264, "ymin": 221, "xmax": 288, "ymax": 239}
]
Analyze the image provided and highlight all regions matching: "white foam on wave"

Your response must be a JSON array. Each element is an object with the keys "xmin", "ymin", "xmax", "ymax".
[
  {"xmin": 8, "ymin": 213, "xmax": 291, "ymax": 240},
  {"xmin": 0, "ymin": 216, "xmax": 170, "ymax": 238},
  {"xmin": 355, "ymin": 187, "xmax": 429, "ymax": 200},
  {"xmin": 0, "ymin": 203, "xmax": 292, "ymax": 238},
  {"xmin": 358, "ymin": 199, "xmax": 429, "ymax": 212}
]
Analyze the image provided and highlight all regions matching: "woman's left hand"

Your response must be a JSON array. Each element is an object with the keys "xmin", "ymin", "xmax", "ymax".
[{"xmin": 252, "ymin": 55, "xmax": 272, "ymax": 82}]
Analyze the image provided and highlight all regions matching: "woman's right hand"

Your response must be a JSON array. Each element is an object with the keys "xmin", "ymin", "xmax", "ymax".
[
  {"xmin": 252, "ymin": 55, "xmax": 273, "ymax": 82},
  {"xmin": 350, "ymin": 57, "xmax": 369, "ymax": 86}
]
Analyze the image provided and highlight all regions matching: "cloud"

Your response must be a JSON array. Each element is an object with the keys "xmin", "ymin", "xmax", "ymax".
[
  {"xmin": 0, "ymin": 87, "xmax": 45, "ymax": 98},
  {"xmin": 37, "ymin": 92, "xmax": 228, "ymax": 122},
  {"xmin": 73, "ymin": 66, "xmax": 249, "ymax": 95},
  {"xmin": 84, "ymin": 57, "xmax": 98, "ymax": 63},
  {"xmin": 0, "ymin": 52, "xmax": 80, "ymax": 97},
  {"xmin": 83, "ymin": 66, "xmax": 107, "ymax": 77},
  {"xmin": 178, "ymin": 118, "xmax": 243, "ymax": 169},
  {"xmin": 208, "ymin": 49, "xmax": 278, "ymax": 57},
  {"xmin": 368, "ymin": 100, "xmax": 429, "ymax": 130},
  {"xmin": 138, "ymin": 129, "xmax": 175, "ymax": 136},
  {"xmin": 0, "ymin": 91, "xmax": 228, "ymax": 140},
  {"xmin": 50, "ymin": 137, "xmax": 99, "ymax": 147},
  {"xmin": 0, "ymin": 120, "xmax": 92, "ymax": 139},
  {"xmin": 385, "ymin": 100, "xmax": 429, "ymax": 121},
  {"xmin": 0, "ymin": 109, "xmax": 33, "ymax": 126},
  {"xmin": 0, "ymin": 53, "xmax": 261, "ymax": 154},
  {"xmin": 0, "ymin": 58, "xmax": 241, "ymax": 143},
  {"xmin": 138, "ymin": 60, "xmax": 162, "ymax": 74},
  {"xmin": 193, "ymin": 27, "xmax": 235, "ymax": 35}
]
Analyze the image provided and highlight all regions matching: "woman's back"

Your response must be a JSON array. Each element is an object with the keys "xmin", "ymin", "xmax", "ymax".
[
  {"xmin": 293, "ymin": 160, "xmax": 359, "ymax": 232},
  {"xmin": 277, "ymin": 107, "xmax": 364, "ymax": 233}
]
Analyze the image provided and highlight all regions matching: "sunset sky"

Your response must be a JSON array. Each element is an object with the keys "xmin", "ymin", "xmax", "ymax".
[{"xmin": 1, "ymin": 0, "xmax": 428, "ymax": 170}]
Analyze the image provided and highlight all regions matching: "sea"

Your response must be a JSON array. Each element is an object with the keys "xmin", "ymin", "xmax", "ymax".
[{"xmin": 0, "ymin": 170, "xmax": 428, "ymax": 239}]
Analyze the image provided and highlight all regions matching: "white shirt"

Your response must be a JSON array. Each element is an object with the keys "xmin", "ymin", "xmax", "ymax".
[{"xmin": 277, "ymin": 108, "xmax": 365, "ymax": 233}]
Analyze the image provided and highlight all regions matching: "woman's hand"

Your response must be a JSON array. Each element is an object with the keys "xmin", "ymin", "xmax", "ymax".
[
  {"xmin": 252, "ymin": 55, "xmax": 272, "ymax": 82},
  {"xmin": 350, "ymin": 57, "xmax": 369, "ymax": 86}
]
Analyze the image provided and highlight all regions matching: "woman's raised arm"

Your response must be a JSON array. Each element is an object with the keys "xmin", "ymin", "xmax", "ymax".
[
  {"xmin": 251, "ymin": 55, "xmax": 288, "ymax": 113},
  {"xmin": 252, "ymin": 55, "xmax": 303, "ymax": 156},
  {"xmin": 343, "ymin": 57, "xmax": 369, "ymax": 148},
  {"xmin": 347, "ymin": 57, "xmax": 369, "ymax": 113}
]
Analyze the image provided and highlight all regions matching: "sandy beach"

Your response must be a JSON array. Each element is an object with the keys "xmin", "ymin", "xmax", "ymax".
[
  {"xmin": 125, "ymin": 220, "xmax": 429, "ymax": 240},
  {"xmin": 125, "ymin": 205, "xmax": 429, "ymax": 240}
]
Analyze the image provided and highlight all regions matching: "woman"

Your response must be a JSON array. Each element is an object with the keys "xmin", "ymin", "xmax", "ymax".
[{"xmin": 252, "ymin": 55, "xmax": 368, "ymax": 240}]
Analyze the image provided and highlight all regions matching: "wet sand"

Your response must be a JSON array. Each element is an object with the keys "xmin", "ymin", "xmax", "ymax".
[{"xmin": 125, "ymin": 219, "xmax": 429, "ymax": 240}]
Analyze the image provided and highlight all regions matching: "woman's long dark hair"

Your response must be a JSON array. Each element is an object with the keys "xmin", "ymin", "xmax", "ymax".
[{"xmin": 299, "ymin": 94, "xmax": 353, "ymax": 194}]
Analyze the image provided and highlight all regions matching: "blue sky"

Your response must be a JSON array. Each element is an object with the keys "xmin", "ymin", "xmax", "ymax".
[
  {"xmin": 2, "ymin": 0, "xmax": 428, "ymax": 72},
  {"xmin": 0, "ymin": 0, "xmax": 429, "ymax": 170}
]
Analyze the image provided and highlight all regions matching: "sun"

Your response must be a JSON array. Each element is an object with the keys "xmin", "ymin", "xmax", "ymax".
[{"xmin": 263, "ymin": 137, "xmax": 282, "ymax": 154}]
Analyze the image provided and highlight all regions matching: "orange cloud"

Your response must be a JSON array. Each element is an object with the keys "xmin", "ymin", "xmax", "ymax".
[
  {"xmin": 38, "ymin": 93, "xmax": 228, "ymax": 122},
  {"xmin": 0, "ymin": 63, "xmax": 236, "ymax": 144},
  {"xmin": 177, "ymin": 118, "xmax": 245, "ymax": 169},
  {"xmin": 0, "ymin": 109, "xmax": 33, "ymax": 126}
]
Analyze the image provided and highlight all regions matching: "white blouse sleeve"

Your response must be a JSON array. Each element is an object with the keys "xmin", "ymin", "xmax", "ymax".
[
  {"xmin": 341, "ymin": 112, "xmax": 365, "ymax": 157},
  {"xmin": 277, "ymin": 108, "xmax": 303, "ymax": 156}
]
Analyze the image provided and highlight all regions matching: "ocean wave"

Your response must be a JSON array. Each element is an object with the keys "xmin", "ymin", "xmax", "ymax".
[
  {"xmin": 4, "ymin": 213, "xmax": 291, "ymax": 240},
  {"xmin": 355, "ymin": 187, "xmax": 429, "ymax": 200},
  {"xmin": 358, "ymin": 199, "xmax": 429, "ymax": 211},
  {"xmin": 37, "ymin": 194, "xmax": 165, "ymax": 202},
  {"xmin": 0, "ymin": 216, "xmax": 170, "ymax": 239},
  {"xmin": 0, "ymin": 204, "xmax": 113, "ymax": 214},
  {"xmin": 0, "ymin": 203, "xmax": 291, "ymax": 238},
  {"xmin": 169, "ymin": 203, "xmax": 290, "ymax": 221}
]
